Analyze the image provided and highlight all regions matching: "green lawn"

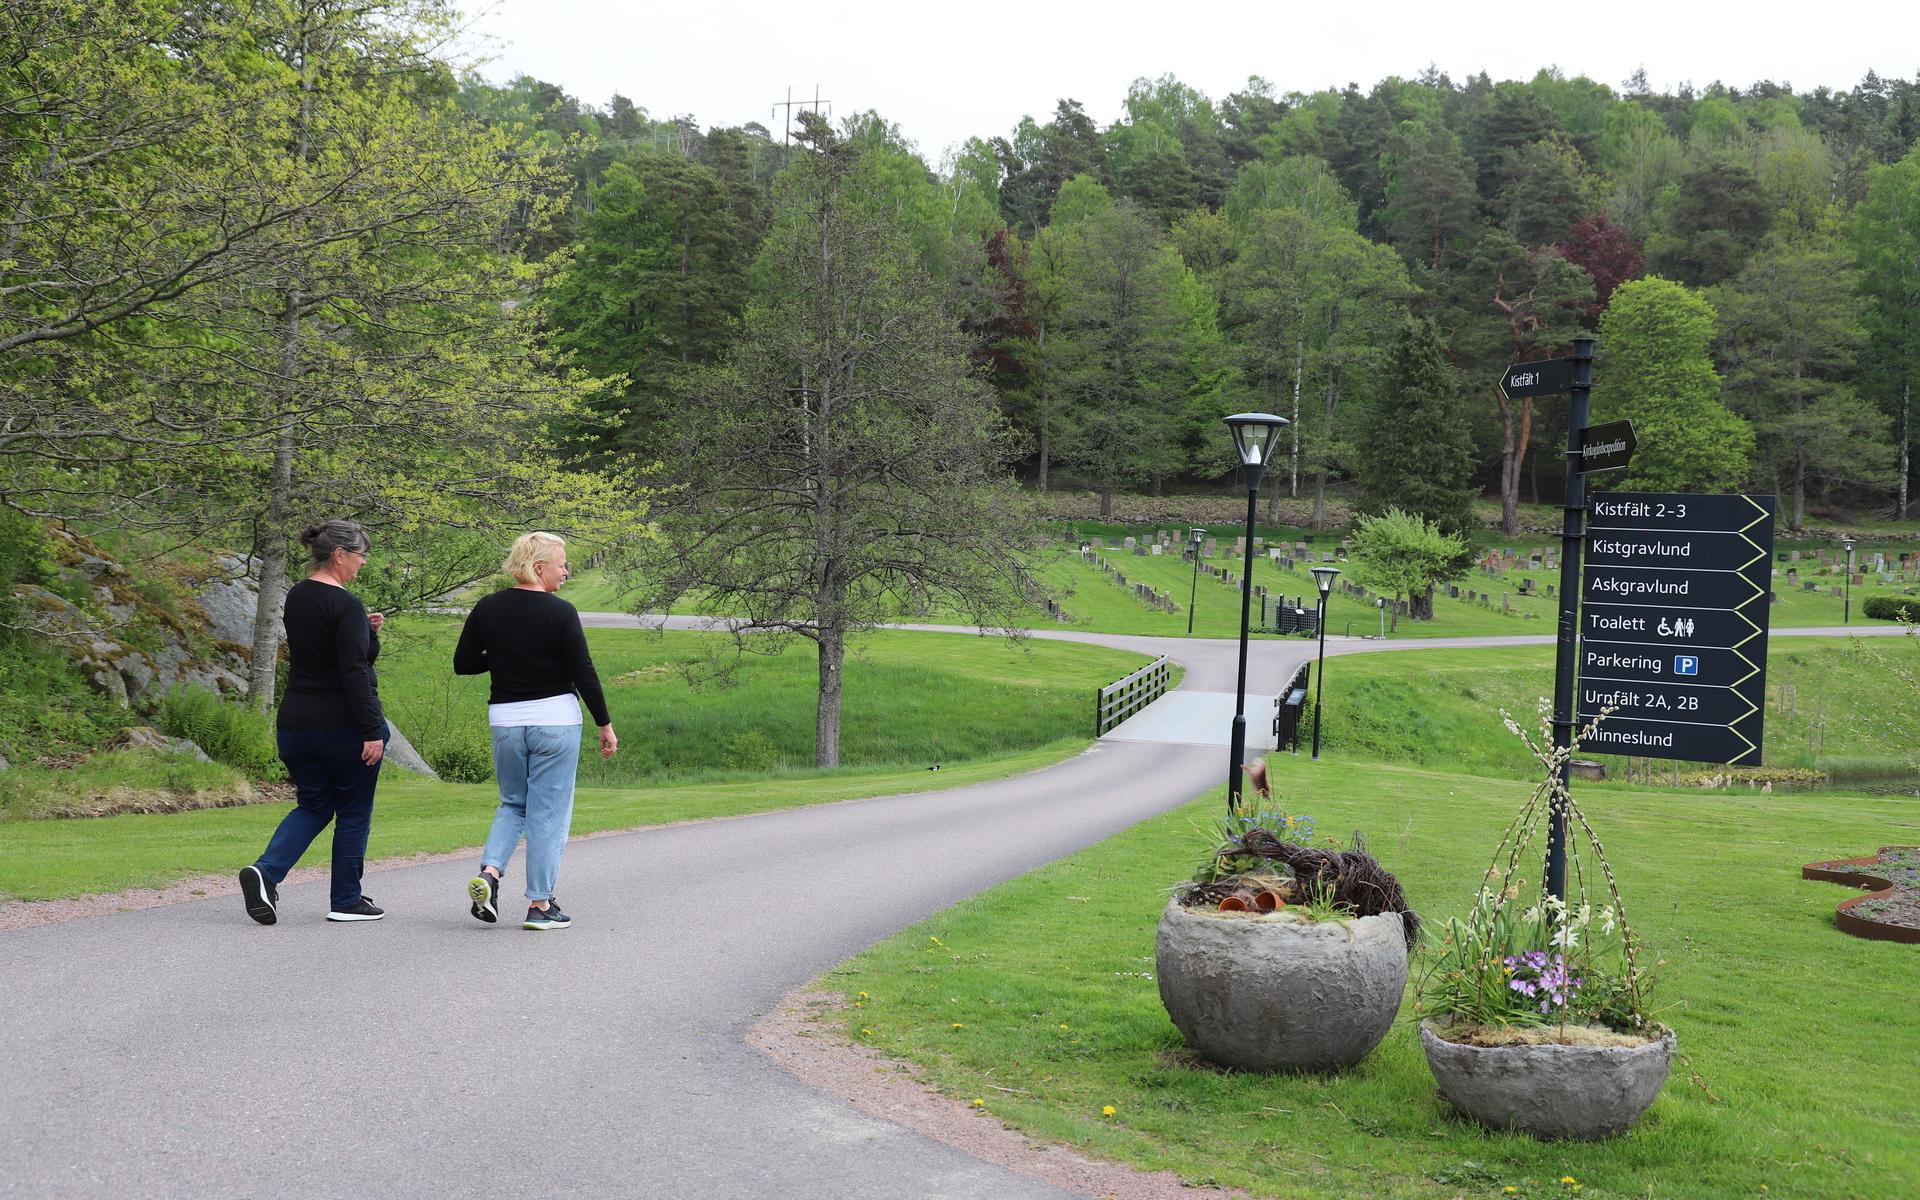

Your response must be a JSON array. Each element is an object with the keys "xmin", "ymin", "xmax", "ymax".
[
  {"xmin": 376, "ymin": 619, "xmax": 1154, "ymax": 784},
  {"xmin": 0, "ymin": 741, "xmax": 1085, "ymax": 902},
  {"xmin": 1313, "ymin": 637, "xmax": 1920, "ymax": 778},
  {"xmin": 824, "ymin": 757, "xmax": 1920, "ymax": 1200}
]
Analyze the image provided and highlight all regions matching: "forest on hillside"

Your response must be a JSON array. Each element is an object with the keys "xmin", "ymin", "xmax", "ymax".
[
  {"xmin": 461, "ymin": 63, "xmax": 1920, "ymax": 533},
  {"xmin": 4, "ymin": 0, "xmax": 1918, "ymax": 579}
]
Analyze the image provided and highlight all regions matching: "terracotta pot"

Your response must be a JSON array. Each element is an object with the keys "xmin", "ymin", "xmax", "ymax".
[
  {"xmin": 1419, "ymin": 1019, "xmax": 1675, "ymax": 1140},
  {"xmin": 1156, "ymin": 897, "xmax": 1408, "ymax": 1072},
  {"xmin": 1252, "ymin": 890, "xmax": 1284, "ymax": 912},
  {"xmin": 1217, "ymin": 895, "xmax": 1249, "ymax": 912}
]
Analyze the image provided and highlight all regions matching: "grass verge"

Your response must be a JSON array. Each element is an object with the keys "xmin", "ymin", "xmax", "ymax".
[
  {"xmin": 0, "ymin": 738, "xmax": 1086, "ymax": 902},
  {"xmin": 822, "ymin": 756, "xmax": 1920, "ymax": 1200},
  {"xmin": 375, "ymin": 621, "xmax": 1153, "ymax": 784},
  {"xmin": 1314, "ymin": 638, "xmax": 1920, "ymax": 775}
]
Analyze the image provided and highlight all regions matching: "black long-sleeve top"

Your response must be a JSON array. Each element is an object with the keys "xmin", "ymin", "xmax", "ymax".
[
  {"xmin": 451, "ymin": 588, "xmax": 612, "ymax": 727},
  {"xmin": 277, "ymin": 579, "xmax": 385, "ymax": 737}
]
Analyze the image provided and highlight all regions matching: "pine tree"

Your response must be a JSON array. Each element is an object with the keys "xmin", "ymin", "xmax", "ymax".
[{"xmin": 1351, "ymin": 318, "xmax": 1478, "ymax": 532}]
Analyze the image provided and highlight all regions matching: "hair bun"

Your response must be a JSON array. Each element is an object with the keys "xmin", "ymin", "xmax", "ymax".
[{"xmin": 299, "ymin": 522, "xmax": 327, "ymax": 547}]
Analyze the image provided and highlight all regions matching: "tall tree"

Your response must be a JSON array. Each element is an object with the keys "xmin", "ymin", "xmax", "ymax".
[
  {"xmin": 1378, "ymin": 119, "xmax": 1479, "ymax": 271},
  {"xmin": 1715, "ymin": 234, "xmax": 1890, "ymax": 528},
  {"xmin": 1647, "ymin": 161, "xmax": 1771, "ymax": 286},
  {"xmin": 631, "ymin": 116, "xmax": 1038, "ymax": 766},
  {"xmin": 1451, "ymin": 232, "xmax": 1594, "ymax": 533},
  {"xmin": 1854, "ymin": 148, "xmax": 1920, "ymax": 516},
  {"xmin": 1351, "ymin": 318, "xmax": 1478, "ymax": 532},
  {"xmin": 544, "ymin": 153, "xmax": 747, "ymax": 454},
  {"xmin": 181, "ymin": 0, "xmax": 615, "ymax": 706},
  {"xmin": 1591, "ymin": 277, "xmax": 1753, "ymax": 493},
  {"xmin": 1053, "ymin": 200, "xmax": 1198, "ymax": 514}
]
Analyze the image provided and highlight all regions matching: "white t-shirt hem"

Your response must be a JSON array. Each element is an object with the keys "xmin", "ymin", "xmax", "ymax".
[{"xmin": 487, "ymin": 693, "xmax": 582, "ymax": 727}]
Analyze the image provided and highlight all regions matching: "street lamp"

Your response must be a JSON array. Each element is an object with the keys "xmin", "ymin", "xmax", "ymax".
[
  {"xmin": 1843, "ymin": 537, "xmax": 1856, "ymax": 624},
  {"xmin": 1223, "ymin": 412, "xmax": 1289, "ymax": 813},
  {"xmin": 1186, "ymin": 526, "xmax": 1207, "ymax": 635},
  {"xmin": 1310, "ymin": 565, "xmax": 1339, "ymax": 760}
]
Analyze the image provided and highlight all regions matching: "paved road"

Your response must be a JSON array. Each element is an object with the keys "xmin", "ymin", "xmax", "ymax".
[{"xmin": 2, "ymin": 618, "xmax": 1904, "ymax": 1198}]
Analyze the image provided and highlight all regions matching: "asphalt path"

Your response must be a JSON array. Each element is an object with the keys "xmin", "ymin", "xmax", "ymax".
[{"xmin": 1, "ymin": 618, "xmax": 1904, "ymax": 1198}]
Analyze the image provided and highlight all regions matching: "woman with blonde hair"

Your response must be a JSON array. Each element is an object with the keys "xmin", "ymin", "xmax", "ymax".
[{"xmin": 453, "ymin": 532, "xmax": 616, "ymax": 930}]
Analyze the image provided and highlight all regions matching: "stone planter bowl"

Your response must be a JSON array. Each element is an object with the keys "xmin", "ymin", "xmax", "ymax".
[
  {"xmin": 1155, "ymin": 897, "xmax": 1408, "ymax": 1072},
  {"xmin": 1419, "ymin": 1019, "xmax": 1676, "ymax": 1140}
]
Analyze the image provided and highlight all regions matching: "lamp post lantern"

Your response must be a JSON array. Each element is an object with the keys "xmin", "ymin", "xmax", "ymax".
[
  {"xmin": 1843, "ymin": 537, "xmax": 1855, "ymax": 625},
  {"xmin": 1310, "ymin": 566, "xmax": 1339, "ymax": 760},
  {"xmin": 1186, "ymin": 526, "xmax": 1206, "ymax": 635},
  {"xmin": 1222, "ymin": 412, "xmax": 1288, "ymax": 814}
]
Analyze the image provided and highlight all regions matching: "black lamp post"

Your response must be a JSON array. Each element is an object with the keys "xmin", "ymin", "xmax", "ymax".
[
  {"xmin": 1310, "ymin": 565, "xmax": 1339, "ymax": 759},
  {"xmin": 1223, "ymin": 412, "xmax": 1289, "ymax": 814},
  {"xmin": 1843, "ymin": 537, "xmax": 1855, "ymax": 624},
  {"xmin": 1186, "ymin": 526, "xmax": 1206, "ymax": 635}
]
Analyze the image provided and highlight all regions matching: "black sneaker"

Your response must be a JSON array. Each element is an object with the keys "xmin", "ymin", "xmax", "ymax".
[
  {"xmin": 326, "ymin": 897, "xmax": 385, "ymax": 922},
  {"xmin": 467, "ymin": 873, "xmax": 499, "ymax": 924},
  {"xmin": 523, "ymin": 900, "xmax": 571, "ymax": 931},
  {"xmin": 239, "ymin": 865, "xmax": 277, "ymax": 926}
]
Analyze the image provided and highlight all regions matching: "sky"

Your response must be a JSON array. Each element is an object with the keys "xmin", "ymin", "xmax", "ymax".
[{"xmin": 458, "ymin": 1, "xmax": 1919, "ymax": 163}]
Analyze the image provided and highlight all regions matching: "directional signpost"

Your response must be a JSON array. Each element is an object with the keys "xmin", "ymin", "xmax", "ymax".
[
  {"xmin": 1498, "ymin": 340, "xmax": 1777, "ymax": 904},
  {"xmin": 1578, "ymin": 493, "xmax": 1775, "ymax": 765}
]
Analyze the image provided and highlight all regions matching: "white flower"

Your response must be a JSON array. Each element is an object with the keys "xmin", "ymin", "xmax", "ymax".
[
  {"xmin": 1599, "ymin": 906, "xmax": 1619, "ymax": 935},
  {"xmin": 1551, "ymin": 924, "xmax": 1581, "ymax": 950},
  {"xmin": 1575, "ymin": 903, "xmax": 1593, "ymax": 928},
  {"xmin": 1522, "ymin": 905, "xmax": 1543, "ymax": 924}
]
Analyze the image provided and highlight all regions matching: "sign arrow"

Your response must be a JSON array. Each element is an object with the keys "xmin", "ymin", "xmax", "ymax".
[
  {"xmin": 1498, "ymin": 357, "xmax": 1574, "ymax": 400},
  {"xmin": 1575, "ymin": 419, "xmax": 1635, "ymax": 473}
]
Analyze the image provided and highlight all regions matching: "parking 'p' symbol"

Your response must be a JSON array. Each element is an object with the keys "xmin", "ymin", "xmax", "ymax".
[{"xmin": 1675, "ymin": 655, "xmax": 1699, "ymax": 676}]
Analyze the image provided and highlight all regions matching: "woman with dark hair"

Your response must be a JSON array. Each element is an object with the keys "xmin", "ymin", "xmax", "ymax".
[{"xmin": 238, "ymin": 519, "xmax": 390, "ymax": 925}]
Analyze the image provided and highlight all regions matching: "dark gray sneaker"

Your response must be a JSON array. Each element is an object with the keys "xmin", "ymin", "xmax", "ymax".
[
  {"xmin": 467, "ymin": 873, "xmax": 499, "ymax": 924},
  {"xmin": 523, "ymin": 900, "xmax": 571, "ymax": 931},
  {"xmin": 326, "ymin": 896, "xmax": 385, "ymax": 922},
  {"xmin": 239, "ymin": 865, "xmax": 277, "ymax": 926}
]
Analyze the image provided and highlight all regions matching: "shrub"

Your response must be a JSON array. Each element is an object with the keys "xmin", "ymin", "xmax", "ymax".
[
  {"xmin": 424, "ymin": 736, "xmax": 494, "ymax": 783},
  {"xmin": 720, "ymin": 729, "xmax": 781, "ymax": 771},
  {"xmin": 1862, "ymin": 593, "xmax": 1919, "ymax": 622},
  {"xmin": 155, "ymin": 686, "xmax": 285, "ymax": 780},
  {"xmin": 0, "ymin": 510, "xmax": 57, "ymax": 641}
]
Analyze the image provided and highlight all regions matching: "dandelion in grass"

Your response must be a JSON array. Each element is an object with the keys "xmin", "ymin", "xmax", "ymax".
[
  {"xmin": 970, "ymin": 1098, "xmax": 985, "ymax": 1108},
  {"xmin": 1101, "ymin": 1105, "xmax": 1116, "ymax": 1117},
  {"xmin": 951, "ymin": 1023, "xmax": 964, "ymax": 1030}
]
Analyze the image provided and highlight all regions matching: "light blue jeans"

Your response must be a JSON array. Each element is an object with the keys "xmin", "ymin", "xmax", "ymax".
[{"xmin": 480, "ymin": 724, "xmax": 582, "ymax": 901}]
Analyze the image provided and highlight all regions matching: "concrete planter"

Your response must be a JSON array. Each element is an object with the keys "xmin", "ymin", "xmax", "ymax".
[
  {"xmin": 1154, "ymin": 897, "xmax": 1408, "ymax": 1072},
  {"xmin": 1419, "ymin": 1019, "xmax": 1675, "ymax": 1140}
]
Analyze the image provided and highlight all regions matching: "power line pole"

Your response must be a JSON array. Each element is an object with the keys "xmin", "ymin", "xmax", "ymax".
[{"xmin": 772, "ymin": 84, "xmax": 832, "ymax": 149}]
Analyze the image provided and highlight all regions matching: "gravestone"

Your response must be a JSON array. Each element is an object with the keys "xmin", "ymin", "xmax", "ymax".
[
  {"xmin": 1090, "ymin": 537, "xmax": 1105, "ymax": 549},
  {"xmin": 1545, "ymin": 584, "xmax": 1554, "ymax": 599},
  {"xmin": 1123, "ymin": 537, "xmax": 1136, "ymax": 551},
  {"xmin": 1502, "ymin": 592, "xmax": 1511, "ymax": 612},
  {"xmin": 1448, "ymin": 584, "xmax": 1460, "ymax": 598},
  {"xmin": 1804, "ymin": 581, "xmax": 1817, "ymax": 591},
  {"xmin": 1204, "ymin": 537, "xmax": 1218, "ymax": 558},
  {"xmin": 1150, "ymin": 544, "xmax": 1162, "ymax": 555},
  {"xmin": 1786, "ymin": 568, "xmax": 1798, "ymax": 586}
]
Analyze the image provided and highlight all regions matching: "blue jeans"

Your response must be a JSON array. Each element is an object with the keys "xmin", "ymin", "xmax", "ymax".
[
  {"xmin": 480, "ymin": 724, "xmax": 581, "ymax": 901},
  {"xmin": 258, "ymin": 724, "xmax": 387, "ymax": 910}
]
